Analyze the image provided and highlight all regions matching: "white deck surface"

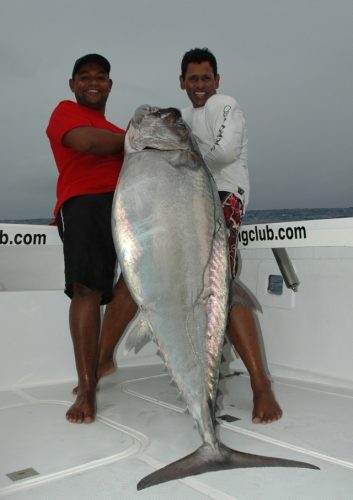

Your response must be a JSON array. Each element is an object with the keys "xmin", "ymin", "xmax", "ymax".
[
  {"xmin": 1, "ymin": 364, "xmax": 353, "ymax": 500},
  {"xmin": 1, "ymin": 219, "xmax": 353, "ymax": 498}
]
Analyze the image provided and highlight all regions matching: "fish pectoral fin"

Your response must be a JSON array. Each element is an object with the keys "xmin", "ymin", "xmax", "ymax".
[
  {"xmin": 137, "ymin": 442, "xmax": 319, "ymax": 490},
  {"xmin": 124, "ymin": 315, "xmax": 153, "ymax": 354}
]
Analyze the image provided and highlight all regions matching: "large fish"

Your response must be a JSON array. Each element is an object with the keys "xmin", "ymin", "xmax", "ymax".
[{"xmin": 111, "ymin": 105, "xmax": 318, "ymax": 490}]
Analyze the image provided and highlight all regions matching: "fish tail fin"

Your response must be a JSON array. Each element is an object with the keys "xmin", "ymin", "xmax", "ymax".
[{"xmin": 137, "ymin": 442, "xmax": 319, "ymax": 490}]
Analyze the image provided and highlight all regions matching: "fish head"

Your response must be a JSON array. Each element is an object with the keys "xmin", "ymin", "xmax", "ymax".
[{"xmin": 125, "ymin": 104, "xmax": 193, "ymax": 153}]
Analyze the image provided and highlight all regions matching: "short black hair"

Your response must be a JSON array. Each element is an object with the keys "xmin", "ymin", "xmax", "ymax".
[
  {"xmin": 180, "ymin": 48, "xmax": 218, "ymax": 79},
  {"xmin": 72, "ymin": 54, "xmax": 110, "ymax": 78}
]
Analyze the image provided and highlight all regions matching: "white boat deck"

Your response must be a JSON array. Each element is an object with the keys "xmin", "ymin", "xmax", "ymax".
[
  {"xmin": 1, "ymin": 364, "xmax": 353, "ymax": 499},
  {"xmin": 1, "ymin": 218, "xmax": 353, "ymax": 499}
]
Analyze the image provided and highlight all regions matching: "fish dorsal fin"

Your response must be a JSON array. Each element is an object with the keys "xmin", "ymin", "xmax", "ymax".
[{"xmin": 124, "ymin": 315, "xmax": 153, "ymax": 354}]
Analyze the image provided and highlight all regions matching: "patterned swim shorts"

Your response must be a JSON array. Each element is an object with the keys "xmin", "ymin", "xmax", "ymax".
[{"xmin": 219, "ymin": 191, "xmax": 244, "ymax": 279}]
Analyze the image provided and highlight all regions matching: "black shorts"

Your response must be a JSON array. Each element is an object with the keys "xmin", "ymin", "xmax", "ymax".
[{"xmin": 57, "ymin": 193, "xmax": 117, "ymax": 305}]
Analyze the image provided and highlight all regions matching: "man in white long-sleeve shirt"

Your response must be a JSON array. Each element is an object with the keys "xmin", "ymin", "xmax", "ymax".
[{"xmin": 180, "ymin": 48, "xmax": 282, "ymax": 424}]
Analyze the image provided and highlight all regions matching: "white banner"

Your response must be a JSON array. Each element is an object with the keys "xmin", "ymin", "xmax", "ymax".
[{"xmin": 238, "ymin": 217, "xmax": 353, "ymax": 249}]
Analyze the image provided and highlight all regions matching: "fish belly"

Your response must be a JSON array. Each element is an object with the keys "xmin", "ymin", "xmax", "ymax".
[{"xmin": 112, "ymin": 149, "xmax": 229, "ymax": 439}]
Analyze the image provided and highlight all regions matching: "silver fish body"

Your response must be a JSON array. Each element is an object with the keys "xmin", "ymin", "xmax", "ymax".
[{"xmin": 112, "ymin": 105, "xmax": 318, "ymax": 490}]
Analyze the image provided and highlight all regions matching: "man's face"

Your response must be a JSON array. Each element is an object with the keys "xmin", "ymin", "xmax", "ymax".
[
  {"xmin": 179, "ymin": 61, "xmax": 219, "ymax": 108},
  {"xmin": 69, "ymin": 62, "xmax": 112, "ymax": 113}
]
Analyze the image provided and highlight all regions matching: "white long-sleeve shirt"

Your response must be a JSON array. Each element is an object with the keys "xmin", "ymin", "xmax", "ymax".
[{"xmin": 182, "ymin": 94, "xmax": 249, "ymax": 208}]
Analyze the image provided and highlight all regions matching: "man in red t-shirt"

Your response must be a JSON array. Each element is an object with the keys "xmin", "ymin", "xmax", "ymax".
[{"xmin": 47, "ymin": 54, "xmax": 137, "ymax": 423}]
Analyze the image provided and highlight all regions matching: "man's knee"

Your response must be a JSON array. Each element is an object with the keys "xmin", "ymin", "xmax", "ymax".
[
  {"xmin": 73, "ymin": 282, "xmax": 102, "ymax": 300},
  {"xmin": 114, "ymin": 276, "xmax": 132, "ymax": 298}
]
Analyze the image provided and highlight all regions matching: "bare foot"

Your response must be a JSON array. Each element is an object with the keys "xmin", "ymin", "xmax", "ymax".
[
  {"xmin": 66, "ymin": 390, "xmax": 97, "ymax": 424},
  {"xmin": 252, "ymin": 386, "xmax": 282, "ymax": 424},
  {"xmin": 72, "ymin": 358, "xmax": 116, "ymax": 395}
]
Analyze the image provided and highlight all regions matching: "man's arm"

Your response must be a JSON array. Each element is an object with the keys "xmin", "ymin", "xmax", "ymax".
[
  {"xmin": 203, "ymin": 96, "xmax": 246, "ymax": 167},
  {"xmin": 63, "ymin": 126, "xmax": 125, "ymax": 156}
]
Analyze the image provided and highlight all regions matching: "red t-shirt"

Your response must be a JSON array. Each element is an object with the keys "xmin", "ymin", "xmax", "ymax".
[{"xmin": 46, "ymin": 100, "xmax": 125, "ymax": 217}]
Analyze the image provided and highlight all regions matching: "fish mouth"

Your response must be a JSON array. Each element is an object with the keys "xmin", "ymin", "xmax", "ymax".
[
  {"xmin": 151, "ymin": 107, "xmax": 182, "ymax": 123},
  {"xmin": 133, "ymin": 105, "xmax": 182, "ymax": 126}
]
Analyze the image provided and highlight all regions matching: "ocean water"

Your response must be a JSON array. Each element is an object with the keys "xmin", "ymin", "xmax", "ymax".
[
  {"xmin": 1, "ymin": 207, "xmax": 353, "ymax": 226},
  {"xmin": 242, "ymin": 206, "xmax": 353, "ymax": 225}
]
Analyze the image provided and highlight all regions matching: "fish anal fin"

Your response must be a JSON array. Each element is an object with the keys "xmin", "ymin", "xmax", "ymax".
[{"xmin": 124, "ymin": 316, "xmax": 152, "ymax": 354}]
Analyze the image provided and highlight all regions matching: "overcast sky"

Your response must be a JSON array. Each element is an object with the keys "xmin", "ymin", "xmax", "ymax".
[{"xmin": 1, "ymin": 0, "xmax": 352, "ymax": 218}]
